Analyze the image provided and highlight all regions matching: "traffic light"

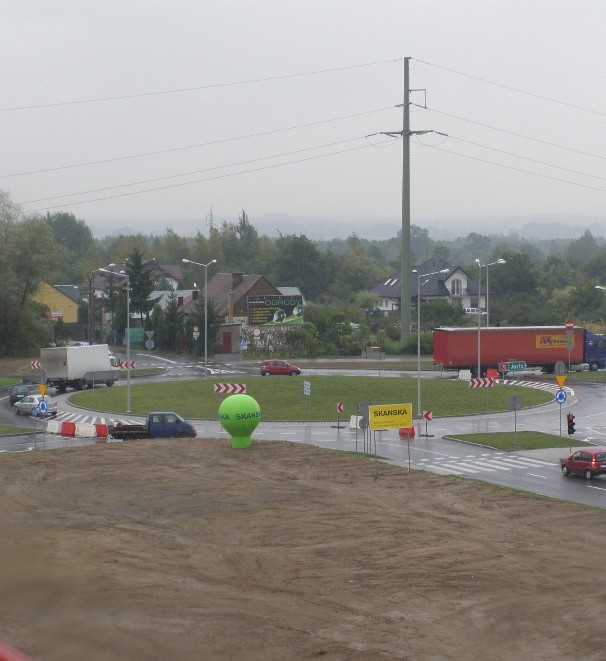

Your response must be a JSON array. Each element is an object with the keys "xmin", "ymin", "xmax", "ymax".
[{"xmin": 567, "ymin": 413, "xmax": 576, "ymax": 435}]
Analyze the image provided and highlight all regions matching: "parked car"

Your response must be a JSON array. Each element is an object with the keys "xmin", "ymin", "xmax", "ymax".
[
  {"xmin": 560, "ymin": 448, "xmax": 606, "ymax": 480},
  {"xmin": 8, "ymin": 384, "xmax": 37, "ymax": 407},
  {"xmin": 260, "ymin": 359, "xmax": 301, "ymax": 376},
  {"xmin": 13, "ymin": 394, "xmax": 58, "ymax": 418}
]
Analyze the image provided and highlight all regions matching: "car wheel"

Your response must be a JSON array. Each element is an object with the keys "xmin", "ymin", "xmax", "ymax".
[
  {"xmin": 289, "ymin": 371, "xmax": 299, "ymax": 376},
  {"xmin": 106, "ymin": 380, "xmax": 114, "ymax": 387},
  {"xmin": 590, "ymin": 361, "xmax": 599, "ymax": 372},
  {"xmin": 14, "ymin": 405, "xmax": 19, "ymax": 415},
  {"xmin": 585, "ymin": 469, "xmax": 593, "ymax": 480},
  {"xmin": 561, "ymin": 465, "xmax": 569, "ymax": 476}
]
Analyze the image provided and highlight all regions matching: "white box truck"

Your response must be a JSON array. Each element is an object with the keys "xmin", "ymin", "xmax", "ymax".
[{"xmin": 41, "ymin": 344, "xmax": 120, "ymax": 392}]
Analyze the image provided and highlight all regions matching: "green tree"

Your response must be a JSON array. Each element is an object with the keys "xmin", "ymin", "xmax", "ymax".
[
  {"xmin": 272, "ymin": 233, "xmax": 327, "ymax": 301},
  {"xmin": 125, "ymin": 247, "xmax": 156, "ymax": 324},
  {"xmin": 0, "ymin": 202, "xmax": 60, "ymax": 354}
]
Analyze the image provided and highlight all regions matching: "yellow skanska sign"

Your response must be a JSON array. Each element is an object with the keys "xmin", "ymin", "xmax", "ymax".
[{"xmin": 368, "ymin": 403, "xmax": 413, "ymax": 431}]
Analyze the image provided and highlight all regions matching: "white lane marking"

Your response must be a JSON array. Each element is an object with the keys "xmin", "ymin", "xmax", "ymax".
[
  {"xmin": 443, "ymin": 462, "xmax": 489, "ymax": 473},
  {"xmin": 527, "ymin": 473, "xmax": 548, "ymax": 479},
  {"xmin": 139, "ymin": 354, "xmax": 178, "ymax": 364}
]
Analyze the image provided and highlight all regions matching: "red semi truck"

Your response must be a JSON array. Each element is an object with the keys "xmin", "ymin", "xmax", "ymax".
[{"xmin": 433, "ymin": 325, "xmax": 606, "ymax": 375}]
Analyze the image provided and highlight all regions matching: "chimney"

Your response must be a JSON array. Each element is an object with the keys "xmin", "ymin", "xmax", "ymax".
[
  {"xmin": 232, "ymin": 272, "xmax": 244, "ymax": 289},
  {"xmin": 227, "ymin": 291, "xmax": 234, "ymax": 322},
  {"xmin": 192, "ymin": 289, "xmax": 199, "ymax": 301}
]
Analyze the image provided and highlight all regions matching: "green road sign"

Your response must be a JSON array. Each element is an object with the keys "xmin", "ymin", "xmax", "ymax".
[{"xmin": 498, "ymin": 360, "xmax": 527, "ymax": 372}]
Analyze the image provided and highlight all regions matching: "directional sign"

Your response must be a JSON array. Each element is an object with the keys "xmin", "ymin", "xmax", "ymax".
[
  {"xmin": 336, "ymin": 402, "xmax": 344, "ymax": 414},
  {"xmin": 422, "ymin": 410, "xmax": 432, "ymax": 422},
  {"xmin": 303, "ymin": 381, "xmax": 311, "ymax": 396},
  {"xmin": 119, "ymin": 360, "xmax": 136, "ymax": 370},
  {"xmin": 31, "ymin": 360, "xmax": 41, "ymax": 369},
  {"xmin": 498, "ymin": 361, "xmax": 526, "ymax": 372},
  {"xmin": 213, "ymin": 383, "xmax": 246, "ymax": 394},
  {"xmin": 555, "ymin": 389, "xmax": 567, "ymax": 404},
  {"xmin": 469, "ymin": 378, "xmax": 495, "ymax": 388},
  {"xmin": 38, "ymin": 399, "xmax": 48, "ymax": 415}
]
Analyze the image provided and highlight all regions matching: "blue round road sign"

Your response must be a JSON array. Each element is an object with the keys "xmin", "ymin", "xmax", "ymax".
[
  {"xmin": 555, "ymin": 389, "xmax": 567, "ymax": 404},
  {"xmin": 38, "ymin": 399, "xmax": 48, "ymax": 414}
]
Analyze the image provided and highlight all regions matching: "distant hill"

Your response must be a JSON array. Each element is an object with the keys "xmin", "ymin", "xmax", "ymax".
[{"xmin": 89, "ymin": 213, "xmax": 606, "ymax": 242}]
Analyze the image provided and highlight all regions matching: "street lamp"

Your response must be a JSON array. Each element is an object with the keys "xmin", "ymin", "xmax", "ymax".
[
  {"xmin": 474, "ymin": 259, "xmax": 506, "ymax": 374},
  {"xmin": 182, "ymin": 258, "xmax": 217, "ymax": 377},
  {"xmin": 100, "ymin": 267, "xmax": 131, "ymax": 413},
  {"xmin": 484, "ymin": 258, "xmax": 506, "ymax": 326},
  {"xmin": 414, "ymin": 267, "xmax": 449, "ymax": 418}
]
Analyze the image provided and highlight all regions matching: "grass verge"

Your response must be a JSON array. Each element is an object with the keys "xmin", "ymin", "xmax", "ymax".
[
  {"xmin": 448, "ymin": 430, "xmax": 592, "ymax": 452},
  {"xmin": 69, "ymin": 375, "xmax": 553, "ymax": 420}
]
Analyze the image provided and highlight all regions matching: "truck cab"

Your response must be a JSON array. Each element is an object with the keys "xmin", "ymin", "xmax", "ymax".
[
  {"xmin": 148, "ymin": 412, "xmax": 196, "ymax": 438},
  {"xmin": 584, "ymin": 333, "xmax": 606, "ymax": 371}
]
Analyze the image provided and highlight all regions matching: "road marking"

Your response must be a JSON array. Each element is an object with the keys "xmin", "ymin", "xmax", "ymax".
[{"xmin": 527, "ymin": 473, "xmax": 548, "ymax": 479}]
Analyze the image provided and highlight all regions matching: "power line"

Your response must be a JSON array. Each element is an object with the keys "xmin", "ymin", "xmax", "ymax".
[
  {"xmin": 414, "ymin": 59, "xmax": 606, "ymax": 118},
  {"xmin": 23, "ymin": 138, "xmax": 394, "ymax": 212},
  {"xmin": 0, "ymin": 106, "xmax": 394, "ymax": 179},
  {"xmin": 18, "ymin": 136, "xmax": 378, "ymax": 205},
  {"xmin": 441, "ymin": 134, "xmax": 606, "ymax": 182},
  {"xmin": 0, "ymin": 59, "xmax": 401, "ymax": 113},
  {"xmin": 416, "ymin": 142, "xmax": 606, "ymax": 194},
  {"xmin": 413, "ymin": 104, "xmax": 606, "ymax": 162}
]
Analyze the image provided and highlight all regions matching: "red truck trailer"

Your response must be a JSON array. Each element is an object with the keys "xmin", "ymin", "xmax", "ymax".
[{"xmin": 433, "ymin": 326, "xmax": 606, "ymax": 375}]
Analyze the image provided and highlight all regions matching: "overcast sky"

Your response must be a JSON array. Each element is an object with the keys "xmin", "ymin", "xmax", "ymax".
[{"xmin": 2, "ymin": 1, "xmax": 606, "ymax": 239}]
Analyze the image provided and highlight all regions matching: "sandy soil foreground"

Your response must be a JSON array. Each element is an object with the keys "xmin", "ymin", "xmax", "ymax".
[{"xmin": 1, "ymin": 439, "xmax": 605, "ymax": 661}]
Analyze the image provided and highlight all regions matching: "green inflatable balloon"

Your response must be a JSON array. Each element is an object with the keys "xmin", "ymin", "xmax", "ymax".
[{"xmin": 218, "ymin": 394, "xmax": 261, "ymax": 449}]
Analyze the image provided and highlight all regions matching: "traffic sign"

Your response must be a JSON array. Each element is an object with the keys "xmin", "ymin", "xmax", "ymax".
[
  {"xmin": 336, "ymin": 402, "xmax": 344, "ymax": 414},
  {"xmin": 498, "ymin": 361, "xmax": 526, "ymax": 372},
  {"xmin": 555, "ymin": 389, "xmax": 567, "ymax": 404},
  {"xmin": 469, "ymin": 378, "xmax": 495, "ymax": 388},
  {"xmin": 213, "ymin": 383, "xmax": 246, "ymax": 394},
  {"xmin": 38, "ymin": 399, "xmax": 48, "ymax": 415},
  {"xmin": 556, "ymin": 374, "xmax": 567, "ymax": 388},
  {"xmin": 119, "ymin": 360, "xmax": 136, "ymax": 369},
  {"xmin": 303, "ymin": 381, "xmax": 311, "ymax": 396},
  {"xmin": 31, "ymin": 360, "xmax": 41, "ymax": 369},
  {"xmin": 422, "ymin": 410, "xmax": 432, "ymax": 421},
  {"xmin": 565, "ymin": 319, "xmax": 574, "ymax": 331}
]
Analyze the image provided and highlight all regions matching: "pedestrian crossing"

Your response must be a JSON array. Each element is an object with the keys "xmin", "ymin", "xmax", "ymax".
[
  {"xmin": 418, "ymin": 452, "xmax": 551, "ymax": 476},
  {"xmin": 53, "ymin": 410, "xmax": 137, "ymax": 426}
]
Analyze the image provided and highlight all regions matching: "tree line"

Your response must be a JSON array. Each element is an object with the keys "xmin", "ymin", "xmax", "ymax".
[{"xmin": 1, "ymin": 190, "xmax": 605, "ymax": 357}]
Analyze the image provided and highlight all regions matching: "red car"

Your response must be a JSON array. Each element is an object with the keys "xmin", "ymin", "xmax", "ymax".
[
  {"xmin": 260, "ymin": 359, "xmax": 301, "ymax": 376},
  {"xmin": 560, "ymin": 448, "xmax": 606, "ymax": 480}
]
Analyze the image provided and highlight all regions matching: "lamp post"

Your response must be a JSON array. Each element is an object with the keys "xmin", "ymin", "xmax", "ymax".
[
  {"xmin": 475, "ymin": 259, "xmax": 482, "ymax": 377},
  {"xmin": 100, "ymin": 267, "xmax": 131, "ymax": 413},
  {"xmin": 484, "ymin": 258, "xmax": 506, "ymax": 326},
  {"xmin": 414, "ymin": 267, "xmax": 449, "ymax": 418},
  {"xmin": 182, "ymin": 258, "xmax": 217, "ymax": 377}
]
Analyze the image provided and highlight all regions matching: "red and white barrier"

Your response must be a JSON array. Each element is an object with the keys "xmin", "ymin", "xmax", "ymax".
[{"xmin": 45, "ymin": 420, "xmax": 108, "ymax": 439}]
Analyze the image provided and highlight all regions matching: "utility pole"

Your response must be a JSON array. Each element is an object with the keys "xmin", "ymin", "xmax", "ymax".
[{"xmin": 380, "ymin": 58, "xmax": 445, "ymax": 349}]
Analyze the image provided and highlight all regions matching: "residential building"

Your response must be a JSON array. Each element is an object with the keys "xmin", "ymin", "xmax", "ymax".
[{"xmin": 370, "ymin": 258, "xmax": 484, "ymax": 314}]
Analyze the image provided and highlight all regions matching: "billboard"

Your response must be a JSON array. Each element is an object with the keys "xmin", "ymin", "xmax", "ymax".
[{"xmin": 247, "ymin": 295, "xmax": 304, "ymax": 326}]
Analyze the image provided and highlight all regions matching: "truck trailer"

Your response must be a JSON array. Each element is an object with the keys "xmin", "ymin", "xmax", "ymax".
[
  {"xmin": 41, "ymin": 344, "xmax": 120, "ymax": 392},
  {"xmin": 433, "ymin": 325, "xmax": 606, "ymax": 375}
]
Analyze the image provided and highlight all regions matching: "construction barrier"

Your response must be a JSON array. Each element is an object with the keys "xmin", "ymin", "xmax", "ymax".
[
  {"xmin": 486, "ymin": 368, "xmax": 499, "ymax": 380},
  {"xmin": 75, "ymin": 422, "xmax": 97, "ymax": 438},
  {"xmin": 458, "ymin": 369, "xmax": 472, "ymax": 380},
  {"xmin": 46, "ymin": 420, "xmax": 61, "ymax": 434},
  {"xmin": 95, "ymin": 424, "xmax": 108, "ymax": 438},
  {"xmin": 399, "ymin": 426, "xmax": 415, "ymax": 439},
  {"xmin": 61, "ymin": 421, "xmax": 76, "ymax": 436}
]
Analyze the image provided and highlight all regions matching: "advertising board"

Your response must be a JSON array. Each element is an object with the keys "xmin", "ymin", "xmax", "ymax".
[{"xmin": 247, "ymin": 295, "xmax": 304, "ymax": 326}]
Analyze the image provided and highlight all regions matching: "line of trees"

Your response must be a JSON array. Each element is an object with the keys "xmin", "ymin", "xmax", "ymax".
[{"xmin": 1, "ymin": 190, "xmax": 605, "ymax": 357}]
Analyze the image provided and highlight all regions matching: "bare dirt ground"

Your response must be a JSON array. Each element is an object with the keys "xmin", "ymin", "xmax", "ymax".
[{"xmin": 1, "ymin": 438, "xmax": 605, "ymax": 661}]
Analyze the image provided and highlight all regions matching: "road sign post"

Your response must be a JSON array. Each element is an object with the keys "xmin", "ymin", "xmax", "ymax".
[
  {"xmin": 419, "ymin": 410, "xmax": 433, "ymax": 438},
  {"xmin": 332, "ymin": 402, "xmax": 345, "ymax": 430}
]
